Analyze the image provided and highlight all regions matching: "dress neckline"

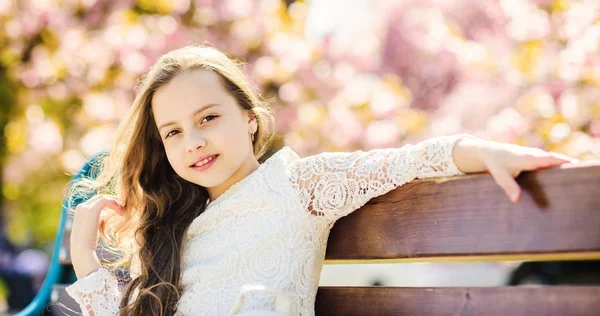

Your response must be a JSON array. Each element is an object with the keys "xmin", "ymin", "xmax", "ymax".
[
  {"xmin": 205, "ymin": 146, "xmax": 293, "ymax": 208},
  {"xmin": 186, "ymin": 146, "xmax": 297, "ymax": 239}
]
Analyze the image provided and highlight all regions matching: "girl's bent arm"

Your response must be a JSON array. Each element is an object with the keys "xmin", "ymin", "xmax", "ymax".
[
  {"xmin": 72, "ymin": 247, "xmax": 103, "ymax": 279},
  {"xmin": 65, "ymin": 249, "xmax": 141, "ymax": 316},
  {"xmin": 287, "ymin": 134, "xmax": 473, "ymax": 227}
]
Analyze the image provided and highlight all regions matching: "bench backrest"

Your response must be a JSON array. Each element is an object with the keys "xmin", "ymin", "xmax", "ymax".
[{"xmin": 316, "ymin": 161, "xmax": 600, "ymax": 315}]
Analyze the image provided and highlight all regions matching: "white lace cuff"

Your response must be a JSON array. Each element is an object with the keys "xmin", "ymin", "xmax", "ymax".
[{"xmin": 65, "ymin": 267, "xmax": 122, "ymax": 316}]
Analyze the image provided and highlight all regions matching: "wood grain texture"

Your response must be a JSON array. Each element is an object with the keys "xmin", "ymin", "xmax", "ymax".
[
  {"xmin": 315, "ymin": 286, "xmax": 600, "ymax": 316},
  {"xmin": 325, "ymin": 163, "xmax": 600, "ymax": 262}
]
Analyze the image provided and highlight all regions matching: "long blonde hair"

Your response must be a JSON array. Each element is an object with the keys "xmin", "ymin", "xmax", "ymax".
[{"xmin": 67, "ymin": 44, "xmax": 275, "ymax": 315}]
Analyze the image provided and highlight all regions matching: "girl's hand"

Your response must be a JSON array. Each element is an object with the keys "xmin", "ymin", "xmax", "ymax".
[
  {"xmin": 471, "ymin": 139, "xmax": 579, "ymax": 203},
  {"xmin": 70, "ymin": 194, "xmax": 125, "ymax": 252}
]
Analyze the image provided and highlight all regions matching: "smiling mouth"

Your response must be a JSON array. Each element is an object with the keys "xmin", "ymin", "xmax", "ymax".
[{"xmin": 190, "ymin": 154, "xmax": 219, "ymax": 170}]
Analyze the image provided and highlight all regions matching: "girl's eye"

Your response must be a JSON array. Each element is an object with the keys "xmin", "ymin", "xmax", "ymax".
[
  {"xmin": 164, "ymin": 115, "xmax": 219, "ymax": 139},
  {"xmin": 201, "ymin": 115, "xmax": 219, "ymax": 124},
  {"xmin": 165, "ymin": 130, "xmax": 179, "ymax": 139}
]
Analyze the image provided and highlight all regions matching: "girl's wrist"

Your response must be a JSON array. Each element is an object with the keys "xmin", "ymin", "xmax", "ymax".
[
  {"xmin": 71, "ymin": 248, "xmax": 102, "ymax": 279},
  {"xmin": 452, "ymin": 135, "xmax": 488, "ymax": 174}
]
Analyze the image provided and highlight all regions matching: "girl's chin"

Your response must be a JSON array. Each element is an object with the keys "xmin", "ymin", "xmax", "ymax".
[{"xmin": 186, "ymin": 174, "xmax": 225, "ymax": 189}]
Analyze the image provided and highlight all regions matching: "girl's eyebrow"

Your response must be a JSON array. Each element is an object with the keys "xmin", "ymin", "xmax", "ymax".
[{"xmin": 158, "ymin": 103, "xmax": 221, "ymax": 131}]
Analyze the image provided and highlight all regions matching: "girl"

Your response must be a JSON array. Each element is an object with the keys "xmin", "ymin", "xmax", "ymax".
[{"xmin": 64, "ymin": 44, "xmax": 577, "ymax": 316}]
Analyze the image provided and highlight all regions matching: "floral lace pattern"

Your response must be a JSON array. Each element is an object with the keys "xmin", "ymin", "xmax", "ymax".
[
  {"xmin": 288, "ymin": 134, "xmax": 467, "ymax": 228},
  {"xmin": 66, "ymin": 134, "xmax": 469, "ymax": 315},
  {"xmin": 65, "ymin": 267, "xmax": 122, "ymax": 316}
]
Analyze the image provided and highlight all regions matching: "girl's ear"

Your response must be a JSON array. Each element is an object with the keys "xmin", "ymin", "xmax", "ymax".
[{"xmin": 247, "ymin": 110, "xmax": 258, "ymax": 133}]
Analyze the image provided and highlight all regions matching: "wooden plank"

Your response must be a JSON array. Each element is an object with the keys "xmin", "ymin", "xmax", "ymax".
[
  {"xmin": 50, "ymin": 284, "xmax": 600, "ymax": 315},
  {"xmin": 315, "ymin": 286, "xmax": 600, "ymax": 316},
  {"xmin": 324, "ymin": 252, "xmax": 600, "ymax": 264},
  {"xmin": 325, "ymin": 163, "xmax": 600, "ymax": 262}
]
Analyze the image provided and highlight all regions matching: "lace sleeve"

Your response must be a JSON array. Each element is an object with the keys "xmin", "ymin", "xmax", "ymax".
[
  {"xmin": 64, "ymin": 267, "xmax": 122, "ymax": 316},
  {"xmin": 65, "ymin": 249, "xmax": 142, "ymax": 316},
  {"xmin": 288, "ymin": 134, "xmax": 472, "ymax": 226}
]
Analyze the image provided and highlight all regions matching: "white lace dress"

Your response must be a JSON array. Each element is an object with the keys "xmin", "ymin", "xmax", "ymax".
[{"xmin": 65, "ymin": 134, "xmax": 470, "ymax": 315}]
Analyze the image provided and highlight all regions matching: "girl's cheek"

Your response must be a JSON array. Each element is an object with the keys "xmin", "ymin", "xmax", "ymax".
[
  {"xmin": 163, "ymin": 141, "xmax": 178, "ymax": 152},
  {"xmin": 163, "ymin": 150, "xmax": 177, "ymax": 167}
]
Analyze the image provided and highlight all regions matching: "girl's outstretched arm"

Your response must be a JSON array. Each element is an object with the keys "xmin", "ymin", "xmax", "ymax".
[
  {"xmin": 287, "ymin": 134, "xmax": 578, "ymax": 227},
  {"xmin": 287, "ymin": 134, "xmax": 473, "ymax": 227}
]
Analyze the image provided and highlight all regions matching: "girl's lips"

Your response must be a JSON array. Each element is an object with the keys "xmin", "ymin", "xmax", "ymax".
[{"xmin": 190, "ymin": 154, "xmax": 218, "ymax": 171}]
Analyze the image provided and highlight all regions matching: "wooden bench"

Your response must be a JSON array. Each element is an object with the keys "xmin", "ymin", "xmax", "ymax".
[
  {"xmin": 18, "ymin": 153, "xmax": 600, "ymax": 315},
  {"xmin": 316, "ymin": 160, "xmax": 600, "ymax": 315}
]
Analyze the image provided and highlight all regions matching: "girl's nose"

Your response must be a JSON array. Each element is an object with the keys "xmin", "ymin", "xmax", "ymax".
[{"xmin": 186, "ymin": 131, "xmax": 207, "ymax": 152}]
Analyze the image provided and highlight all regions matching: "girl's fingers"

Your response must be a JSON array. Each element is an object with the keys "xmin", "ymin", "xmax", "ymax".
[
  {"xmin": 102, "ymin": 198, "xmax": 126, "ymax": 216},
  {"xmin": 80, "ymin": 194, "xmax": 115, "ymax": 208},
  {"xmin": 96, "ymin": 199, "xmax": 126, "ymax": 227},
  {"xmin": 87, "ymin": 195, "xmax": 125, "ymax": 216},
  {"xmin": 548, "ymin": 152, "xmax": 579, "ymax": 163},
  {"xmin": 524, "ymin": 148, "xmax": 578, "ymax": 164},
  {"xmin": 532, "ymin": 155, "xmax": 576, "ymax": 170},
  {"xmin": 487, "ymin": 162, "xmax": 521, "ymax": 203},
  {"xmin": 520, "ymin": 154, "xmax": 572, "ymax": 171},
  {"xmin": 77, "ymin": 194, "xmax": 104, "ymax": 209},
  {"xmin": 532, "ymin": 156, "xmax": 565, "ymax": 168}
]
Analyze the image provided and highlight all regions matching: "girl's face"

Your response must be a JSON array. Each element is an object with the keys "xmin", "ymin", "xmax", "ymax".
[{"xmin": 152, "ymin": 69, "xmax": 259, "ymax": 201}]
